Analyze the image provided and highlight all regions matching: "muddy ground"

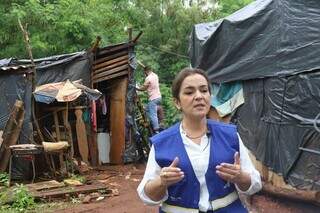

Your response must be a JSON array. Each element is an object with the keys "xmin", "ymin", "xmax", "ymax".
[{"xmin": 55, "ymin": 164, "xmax": 319, "ymax": 213}]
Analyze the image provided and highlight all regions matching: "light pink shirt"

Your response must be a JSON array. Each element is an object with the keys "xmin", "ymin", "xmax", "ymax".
[{"xmin": 145, "ymin": 72, "xmax": 161, "ymax": 101}]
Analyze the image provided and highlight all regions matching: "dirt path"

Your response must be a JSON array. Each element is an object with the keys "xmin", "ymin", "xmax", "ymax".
[
  {"xmin": 56, "ymin": 164, "xmax": 157, "ymax": 213},
  {"xmin": 55, "ymin": 164, "xmax": 319, "ymax": 213}
]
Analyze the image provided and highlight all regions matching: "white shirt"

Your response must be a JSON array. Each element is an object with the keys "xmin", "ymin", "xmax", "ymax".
[{"xmin": 137, "ymin": 124, "xmax": 262, "ymax": 211}]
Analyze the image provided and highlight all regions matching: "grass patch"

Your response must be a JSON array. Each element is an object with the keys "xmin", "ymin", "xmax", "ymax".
[{"xmin": 0, "ymin": 172, "xmax": 9, "ymax": 187}]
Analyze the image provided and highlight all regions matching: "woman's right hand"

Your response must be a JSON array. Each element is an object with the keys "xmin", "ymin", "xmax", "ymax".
[{"xmin": 159, "ymin": 157, "xmax": 185, "ymax": 187}]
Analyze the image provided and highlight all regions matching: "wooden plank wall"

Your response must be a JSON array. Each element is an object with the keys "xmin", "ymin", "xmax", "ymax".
[{"xmin": 92, "ymin": 43, "xmax": 134, "ymax": 84}]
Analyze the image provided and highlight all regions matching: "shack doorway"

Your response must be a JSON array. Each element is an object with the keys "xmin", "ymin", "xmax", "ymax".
[{"xmin": 95, "ymin": 77, "xmax": 127, "ymax": 164}]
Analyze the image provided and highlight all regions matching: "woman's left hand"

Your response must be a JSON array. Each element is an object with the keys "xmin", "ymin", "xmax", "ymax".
[{"xmin": 215, "ymin": 152, "xmax": 251, "ymax": 190}]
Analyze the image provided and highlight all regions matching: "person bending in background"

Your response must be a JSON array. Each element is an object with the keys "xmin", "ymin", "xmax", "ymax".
[
  {"xmin": 137, "ymin": 68, "xmax": 262, "ymax": 213},
  {"xmin": 136, "ymin": 66, "xmax": 162, "ymax": 134}
]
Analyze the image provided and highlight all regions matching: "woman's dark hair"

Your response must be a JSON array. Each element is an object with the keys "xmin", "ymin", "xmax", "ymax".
[{"xmin": 171, "ymin": 68, "xmax": 211, "ymax": 100}]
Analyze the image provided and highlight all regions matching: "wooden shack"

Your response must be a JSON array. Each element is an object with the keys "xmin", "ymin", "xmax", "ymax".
[{"xmin": 91, "ymin": 39, "xmax": 138, "ymax": 164}]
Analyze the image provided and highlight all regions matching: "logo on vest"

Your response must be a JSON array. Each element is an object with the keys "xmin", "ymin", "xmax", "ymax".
[{"xmin": 223, "ymin": 181, "xmax": 231, "ymax": 189}]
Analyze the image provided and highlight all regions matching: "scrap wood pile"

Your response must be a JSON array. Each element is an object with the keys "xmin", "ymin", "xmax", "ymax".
[{"xmin": 1, "ymin": 179, "xmax": 119, "ymax": 205}]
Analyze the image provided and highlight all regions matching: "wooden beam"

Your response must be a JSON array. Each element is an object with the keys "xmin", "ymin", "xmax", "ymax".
[
  {"xmin": 26, "ymin": 180, "xmax": 65, "ymax": 191},
  {"xmin": 93, "ymin": 51, "xmax": 128, "ymax": 65},
  {"xmin": 0, "ymin": 100, "xmax": 25, "ymax": 172},
  {"xmin": 90, "ymin": 36, "xmax": 101, "ymax": 53},
  {"xmin": 62, "ymin": 108, "xmax": 73, "ymax": 151},
  {"xmin": 132, "ymin": 31, "xmax": 143, "ymax": 43},
  {"xmin": 18, "ymin": 19, "xmax": 44, "ymax": 143},
  {"xmin": 137, "ymin": 60, "xmax": 146, "ymax": 68},
  {"xmin": 92, "ymin": 65, "xmax": 128, "ymax": 81},
  {"xmin": 93, "ymin": 70, "xmax": 128, "ymax": 84},
  {"xmin": 31, "ymin": 183, "xmax": 110, "ymax": 200},
  {"xmin": 93, "ymin": 60, "xmax": 128, "ymax": 76},
  {"xmin": 93, "ymin": 55, "xmax": 128, "ymax": 71},
  {"xmin": 96, "ymin": 43, "xmax": 134, "ymax": 57},
  {"xmin": 53, "ymin": 111, "xmax": 61, "ymax": 141},
  {"xmin": 88, "ymin": 127, "xmax": 99, "ymax": 167},
  {"xmin": 128, "ymin": 27, "xmax": 132, "ymax": 41}
]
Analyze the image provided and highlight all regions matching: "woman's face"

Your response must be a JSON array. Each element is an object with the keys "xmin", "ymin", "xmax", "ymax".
[{"xmin": 175, "ymin": 74, "xmax": 211, "ymax": 119}]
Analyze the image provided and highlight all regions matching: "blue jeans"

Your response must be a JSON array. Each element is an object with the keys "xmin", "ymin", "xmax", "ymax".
[{"xmin": 146, "ymin": 98, "xmax": 161, "ymax": 130}]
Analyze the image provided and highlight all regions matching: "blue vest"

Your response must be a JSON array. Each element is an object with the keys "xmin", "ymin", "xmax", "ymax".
[{"xmin": 150, "ymin": 119, "xmax": 247, "ymax": 213}]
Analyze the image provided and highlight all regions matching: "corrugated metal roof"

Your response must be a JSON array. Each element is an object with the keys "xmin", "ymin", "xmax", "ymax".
[{"xmin": 0, "ymin": 64, "xmax": 34, "ymax": 71}]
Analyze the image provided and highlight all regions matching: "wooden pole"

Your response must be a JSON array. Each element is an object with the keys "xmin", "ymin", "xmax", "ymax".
[
  {"xmin": 89, "ymin": 36, "xmax": 101, "ymax": 53},
  {"xmin": 128, "ymin": 27, "xmax": 132, "ymax": 42},
  {"xmin": 52, "ymin": 110, "xmax": 66, "ymax": 175},
  {"xmin": 132, "ymin": 31, "xmax": 143, "ymax": 43},
  {"xmin": 88, "ymin": 101, "xmax": 98, "ymax": 167},
  {"xmin": 18, "ymin": 19, "xmax": 44, "ymax": 143},
  {"xmin": 53, "ymin": 111, "xmax": 61, "ymax": 141},
  {"xmin": 63, "ymin": 102, "xmax": 74, "ymax": 158},
  {"xmin": 137, "ymin": 60, "xmax": 146, "ymax": 68},
  {"xmin": 18, "ymin": 20, "xmax": 36, "ymax": 82},
  {"xmin": 0, "ymin": 100, "xmax": 25, "ymax": 171}
]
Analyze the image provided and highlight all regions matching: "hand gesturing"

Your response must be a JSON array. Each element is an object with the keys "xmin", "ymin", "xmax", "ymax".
[
  {"xmin": 159, "ymin": 157, "xmax": 184, "ymax": 187},
  {"xmin": 215, "ymin": 152, "xmax": 243, "ymax": 184}
]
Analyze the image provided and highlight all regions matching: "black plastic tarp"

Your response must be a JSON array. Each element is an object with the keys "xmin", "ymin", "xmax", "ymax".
[
  {"xmin": 189, "ymin": 0, "xmax": 320, "ymax": 189},
  {"xmin": 0, "ymin": 72, "xmax": 33, "ymax": 179},
  {"xmin": 234, "ymin": 73, "xmax": 320, "ymax": 190},
  {"xmin": 189, "ymin": 0, "xmax": 320, "ymax": 83},
  {"xmin": 34, "ymin": 51, "xmax": 91, "ymax": 86}
]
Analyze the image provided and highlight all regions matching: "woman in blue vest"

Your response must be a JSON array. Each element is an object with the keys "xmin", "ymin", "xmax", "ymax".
[{"xmin": 137, "ymin": 68, "xmax": 262, "ymax": 213}]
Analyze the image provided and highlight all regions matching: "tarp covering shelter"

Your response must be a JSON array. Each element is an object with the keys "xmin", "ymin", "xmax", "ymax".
[
  {"xmin": 0, "ymin": 51, "xmax": 91, "ymax": 137},
  {"xmin": 189, "ymin": 0, "xmax": 320, "ymax": 190},
  {"xmin": 0, "ymin": 61, "xmax": 33, "ymax": 147},
  {"xmin": 0, "ymin": 52, "xmax": 92, "ymax": 179}
]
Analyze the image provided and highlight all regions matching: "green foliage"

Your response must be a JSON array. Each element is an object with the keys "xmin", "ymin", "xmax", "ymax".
[
  {"xmin": 217, "ymin": 0, "xmax": 253, "ymax": 17},
  {"xmin": 0, "ymin": 205, "xmax": 15, "ymax": 213},
  {"xmin": 12, "ymin": 184, "xmax": 35, "ymax": 212},
  {"xmin": 0, "ymin": 187, "xmax": 9, "ymax": 207},
  {"xmin": 69, "ymin": 174, "xmax": 86, "ymax": 184},
  {"xmin": 0, "ymin": 184, "xmax": 35, "ymax": 212},
  {"xmin": 0, "ymin": 172, "xmax": 9, "ymax": 187},
  {"xmin": 159, "ymin": 84, "xmax": 181, "ymax": 127}
]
